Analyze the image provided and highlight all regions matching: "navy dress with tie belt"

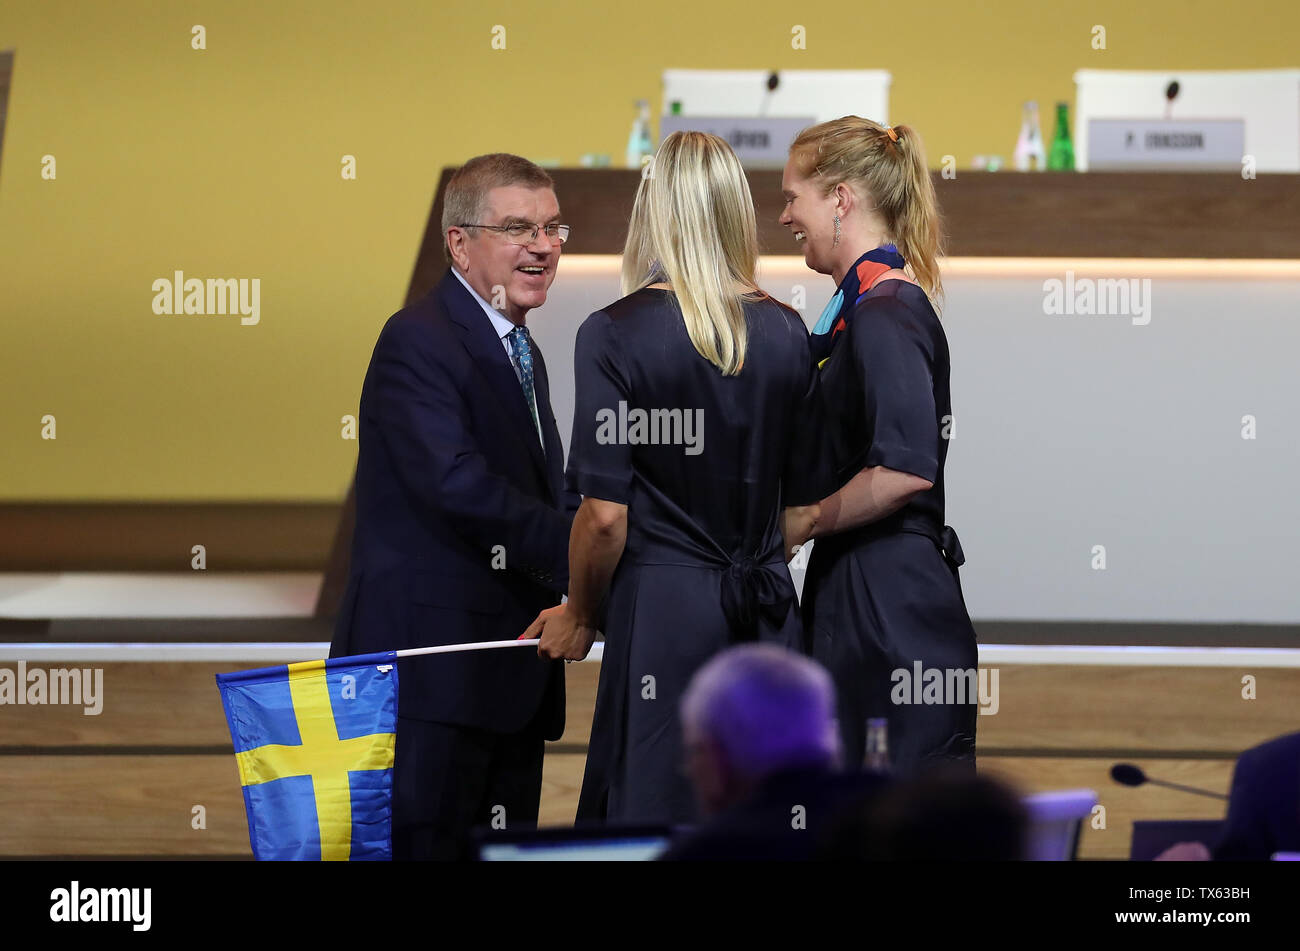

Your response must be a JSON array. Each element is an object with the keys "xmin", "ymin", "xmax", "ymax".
[
  {"xmin": 568, "ymin": 287, "xmax": 829, "ymax": 825},
  {"xmin": 802, "ymin": 276, "xmax": 978, "ymax": 774}
]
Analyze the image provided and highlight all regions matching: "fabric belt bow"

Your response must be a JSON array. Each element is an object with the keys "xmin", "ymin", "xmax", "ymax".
[{"xmin": 719, "ymin": 553, "xmax": 794, "ymax": 643}]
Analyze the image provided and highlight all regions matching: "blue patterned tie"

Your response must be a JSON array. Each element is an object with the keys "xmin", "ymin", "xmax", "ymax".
[{"xmin": 508, "ymin": 325, "xmax": 543, "ymax": 448}]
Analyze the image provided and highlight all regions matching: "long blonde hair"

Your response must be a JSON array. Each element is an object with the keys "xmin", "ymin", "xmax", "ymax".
[
  {"xmin": 789, "ymin": 117, "xmax": 945, "ymax": 309},
  {"xmin": 621, "ymin": 131, "xmax": 764, "ymax": 376}
]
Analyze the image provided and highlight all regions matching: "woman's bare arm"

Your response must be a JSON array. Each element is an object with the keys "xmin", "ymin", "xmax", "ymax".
[
  {"xmin": 780, "ymin": 503, "xmax": 820, "ymax": 561},
  {"xmin": 812, "ymin": 466, "xmax": 933, "ymax": 538}
]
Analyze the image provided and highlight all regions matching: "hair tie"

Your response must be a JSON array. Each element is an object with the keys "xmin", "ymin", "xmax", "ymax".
[{"xmin": 885, "ymin": 126, "xmax": 898, "ymax": 142}]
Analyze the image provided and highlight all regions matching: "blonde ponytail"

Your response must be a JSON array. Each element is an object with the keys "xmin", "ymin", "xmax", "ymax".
[{"xmin": 789, "ymin": 117, "xmax": 946, "ymax": 311}]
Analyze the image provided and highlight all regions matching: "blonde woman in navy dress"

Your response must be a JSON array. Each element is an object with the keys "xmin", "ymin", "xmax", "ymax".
[
  {"xmin": 781, "ymin": 117, "xmax": 978, "ymax": 774},
  {"xmin": 522, "ymin": 131, "xmax": 828, "ymax": 824}
]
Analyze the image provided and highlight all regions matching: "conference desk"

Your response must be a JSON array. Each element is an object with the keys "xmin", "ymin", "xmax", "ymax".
[{"xmin": 408, "ymin": 170, "xmax": 1300, "ymax": 304}]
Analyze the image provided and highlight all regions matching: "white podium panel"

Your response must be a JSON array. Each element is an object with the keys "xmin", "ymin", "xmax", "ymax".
[
  {"xmin": 662, "ymin": 69, "xmax": 890, "ymax": 125},
  {"xmin": 527, "ymin": 255, "xmax": 1300, "ymax": 625},
  {"xmin": 1073, "ymin": 69, "xmax": 1300, "ymax": 172}
]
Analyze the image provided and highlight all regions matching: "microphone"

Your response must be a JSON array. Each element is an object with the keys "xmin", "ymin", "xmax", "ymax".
[
  {"xmin": 1164, "ymin": 80, "xmax": 1180, "ymax": 120},
  {"xmin": 1111, "ymin": 763, "xmax": 1227, "ymax": 801},
  {"xmin": 759, "ymin": 71, "xmax": 780, "ymax": 116}
]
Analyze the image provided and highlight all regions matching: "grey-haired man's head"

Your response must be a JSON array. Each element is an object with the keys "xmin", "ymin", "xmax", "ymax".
[
  {"xmin": 441, "ymin": 153, "xmax": 560, "ymax": 324},
  {"xmin": 680, "ymin": 644, "xmax": 841, "ymax": 817}
]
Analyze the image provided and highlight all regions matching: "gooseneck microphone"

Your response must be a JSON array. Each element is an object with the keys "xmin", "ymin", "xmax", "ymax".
[
  {"xmin": 1164, "ymin": 80, "xmax": 1180, "ymax": 120},
  {"xmin": 759, "ymin": 71, "xmax": 780, "ymax": 117},
  {"xmin": 1111, "ymin": 763, "xmax": 1227, "ymax": 801}
]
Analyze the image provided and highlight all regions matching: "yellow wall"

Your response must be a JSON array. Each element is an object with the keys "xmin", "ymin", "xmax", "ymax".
[{"xmin": 1, "ymin": 0, "xmax": 1294, "ymax": 500}]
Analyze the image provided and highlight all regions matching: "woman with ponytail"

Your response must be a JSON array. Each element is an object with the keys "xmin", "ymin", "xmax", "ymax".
[{"xmin": 781, "ymin": 117, "xmax": 978, "ymax": 774}]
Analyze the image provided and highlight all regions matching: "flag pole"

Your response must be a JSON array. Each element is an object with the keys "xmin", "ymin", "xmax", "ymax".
[{"xmin": 394, "ymin": 638, "xmax": 539, "ymax": 658}]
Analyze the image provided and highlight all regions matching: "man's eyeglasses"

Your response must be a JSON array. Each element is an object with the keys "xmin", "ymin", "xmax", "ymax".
[{"xmin": 458, "ymin": 221, "xmax": 571, "ymax": 245}]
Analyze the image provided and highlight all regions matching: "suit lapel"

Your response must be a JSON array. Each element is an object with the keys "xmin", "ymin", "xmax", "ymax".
[
  {"xmin": 435, "ymin": 269, "xmax": 549, "ymax": 488},
  {"xmin": 531, "ymin": 343, "xmax": 565, "ymax": 505}
]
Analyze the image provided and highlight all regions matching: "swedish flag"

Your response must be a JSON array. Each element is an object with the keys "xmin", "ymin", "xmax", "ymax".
[{"xmin": 216, "ymin": 653, "xmax": 398, "ymax": 861}]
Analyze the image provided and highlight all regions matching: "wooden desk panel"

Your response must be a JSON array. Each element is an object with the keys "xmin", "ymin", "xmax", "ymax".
[
  {"xmin": 4, "ymin": 660, "xmax": 1289, "ymax": 756},
  {"xmin": 0, "ymin": 659, "xmax": 1278, "ymax": 858},
  {"xmin": 413, "ymin": 170, "xmax": 1300, "ymax": 307}
]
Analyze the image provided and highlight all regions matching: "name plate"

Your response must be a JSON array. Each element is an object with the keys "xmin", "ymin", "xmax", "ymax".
[
  {"xmin": 659, "ymin": 115, "xmax": 816, "ymax": 167},
  {"xmin": 1087, "ymin": 118, "xmax": 1245, "ymax": 171}
]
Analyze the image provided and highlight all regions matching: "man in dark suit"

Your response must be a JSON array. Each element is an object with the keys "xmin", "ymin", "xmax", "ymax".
[
  {"xmin": 1214, "ymin": 730, "xmax": 1300, "ymax": 861},
  {"xmin": 330, "ymin": 153, "xmax": 578, "ymax": 860}
]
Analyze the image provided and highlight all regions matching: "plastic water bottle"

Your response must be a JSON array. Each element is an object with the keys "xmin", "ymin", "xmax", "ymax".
[
  {"xmin": 626, "ymin": 99, "xmax": 654, "ymax": 169},
  {"xmin": 1013, "ymin": 101, "xmax": 1046, "ymax": 171}
]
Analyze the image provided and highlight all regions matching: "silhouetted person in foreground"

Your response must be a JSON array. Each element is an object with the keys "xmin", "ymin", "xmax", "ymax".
[
  {"xmin": 818, "ymin": 767, "xmax": 1029, "ymax": 861},
  {"xmin": 661, "ymin": 644, "xmax": 889, "ymax": 861},
  {"xmin": 1214, "ymin": 730, "xmax": 1300, "ymax": 861}
]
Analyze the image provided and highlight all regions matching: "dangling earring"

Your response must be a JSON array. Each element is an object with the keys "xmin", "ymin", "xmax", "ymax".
[{"xmin": 832, "ymin": 215, "xmax": 841, "ymax": 248}]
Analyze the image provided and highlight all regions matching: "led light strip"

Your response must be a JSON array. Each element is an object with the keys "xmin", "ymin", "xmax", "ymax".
[{"xmin": 556, "ymin": 253, "xmax": 1300, "ymax": 280}]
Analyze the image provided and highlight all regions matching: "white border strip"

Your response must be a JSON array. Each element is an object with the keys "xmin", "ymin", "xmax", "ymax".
[
  {"xmin": 1, "ymin": 642, "xmax": 1298, "ymax": 667},
  {"xmin": 0, "ymin": 642, "xmax": 336, "ymax": 663},
  {"xmin": 978, "ymin": 645, "xmax": 1300, "ymax": 667}
]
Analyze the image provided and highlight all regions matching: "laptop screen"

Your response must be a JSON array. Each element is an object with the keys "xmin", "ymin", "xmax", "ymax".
[{"xmin": 476, "ymin": 828, "xmax": 672, "ymax": 861}]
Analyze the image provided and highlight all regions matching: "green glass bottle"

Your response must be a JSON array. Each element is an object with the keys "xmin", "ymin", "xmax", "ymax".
[{"xmin": 1048, "ymin": 101, "xmax": 1075, "ymax": 171}]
